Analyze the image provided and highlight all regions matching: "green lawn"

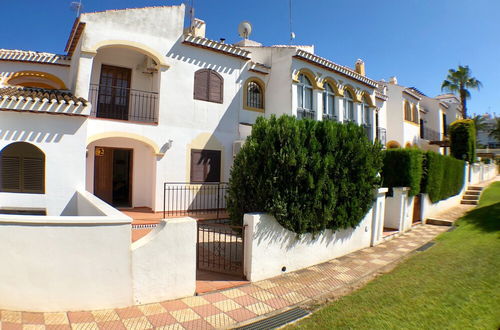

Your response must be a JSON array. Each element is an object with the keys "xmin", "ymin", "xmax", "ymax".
[{"xmin": 291, "ymin": 182, "xmax": 500, "ymax": 330}]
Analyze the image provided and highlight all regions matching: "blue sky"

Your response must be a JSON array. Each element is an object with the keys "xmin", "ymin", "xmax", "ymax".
[{"xmin": 1, "ymin": 0, "xmax": 498, "ymax": 116}]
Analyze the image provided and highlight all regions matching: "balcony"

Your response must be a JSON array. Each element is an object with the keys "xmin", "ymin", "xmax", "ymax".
[
  {"xmin": 420, "ymin": 126, "xmax": 441, "ymax": 141},
  {"xmin": 297, "ymin": 108, "xmax": 316, "ymax": 120},
  {"xmin": 89, "ymin": 84, "xmax": 158, "ymax": 123},
  {"xmin": 323, "ymin": 113, "xmax": 337, "ymax": 121}
]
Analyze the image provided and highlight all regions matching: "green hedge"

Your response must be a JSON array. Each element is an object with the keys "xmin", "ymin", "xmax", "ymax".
[
  {"xmin": 381, "ymin": 149, "xmax": 423, "ymax": 196},
  {"xmin": 421, "ymin": 151, "xmax": 465, "ymax": 203},
  {"xmin": 226, "ymin": 115, "xmax": 383, "ymax": 235},
  {"xmin": 450, "ymin": 119, "xmax": 476, "ymax": 163}
]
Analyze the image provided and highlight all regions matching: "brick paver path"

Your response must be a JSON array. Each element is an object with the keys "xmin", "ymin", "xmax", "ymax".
[{"xmin": 0, "ymin": 224, "xmax": 448, "ymax": 329}]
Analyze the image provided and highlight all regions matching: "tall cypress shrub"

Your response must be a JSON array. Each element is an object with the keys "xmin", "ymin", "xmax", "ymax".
[
  {"xmin": 421, "ymin": 151, "xmax": 465, "ymax": 203},
  {"xmin": 226, "ymin": 115, "xmax": 383, "ymax": 235},
  {"xmin": 381, "ymin": 149, "xmax": 423, "ymax": 196},
  {"xmin": 449, "ymin": 119, "xmax": 476, "ymax": 163}
]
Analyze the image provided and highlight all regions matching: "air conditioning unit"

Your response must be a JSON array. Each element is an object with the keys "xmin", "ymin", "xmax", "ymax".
[{"xmin": 232, "ymin": 140, "xmax": 245, "ymax": 158}]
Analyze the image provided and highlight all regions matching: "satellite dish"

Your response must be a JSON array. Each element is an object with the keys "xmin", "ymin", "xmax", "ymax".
[{"xmin": 238, "ymin": 21, "xmax": 252, "ymax": 39}]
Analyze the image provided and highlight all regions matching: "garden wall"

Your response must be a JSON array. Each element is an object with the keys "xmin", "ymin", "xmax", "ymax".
[
  {"xmin": 243, "ymin": 189, "xmax": 387, "ymax": 282},
  {"xmin": 0, "ymin": 190, "xmax": 197, "ymax": 312}
]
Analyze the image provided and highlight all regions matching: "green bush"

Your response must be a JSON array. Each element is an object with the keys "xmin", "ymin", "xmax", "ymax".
[
  {"xmin": 381, "ymin": 148, "xmax": 423, "ymax": 196},
  {"xmin": 421, "ymin": 151, "xmax": 465, "ymax": 203},
  {"xmin": 226, "ymin": 115, "xmax": 383, "ymax": 235},
  {"xmin": 449, "ymin": 119, "xmax": 476, "ymax": 163}
]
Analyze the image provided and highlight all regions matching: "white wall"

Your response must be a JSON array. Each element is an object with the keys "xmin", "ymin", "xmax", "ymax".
[
  {"xmin": 243, "ymin": 192, "xmax": 386, "ymax": 282},
  {"xmin": 132, "ymin": 217, "xmax": 197, "ymax": 305},
  {"xmin": 383, "ymin": 187, "xmax": 410, "ymax": 231},
  {"xmin": 0, "ymin": 111, "xmax": 87, "ymax": 215},
  {"xmin": 0, "ymin": 191, "xmax": 133, "ymax": 312}
]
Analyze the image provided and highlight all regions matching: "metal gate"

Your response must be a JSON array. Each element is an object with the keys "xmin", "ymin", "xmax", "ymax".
[{"xmin": 197, "ymin": 221, "xmax": 246, "ymax": 278}]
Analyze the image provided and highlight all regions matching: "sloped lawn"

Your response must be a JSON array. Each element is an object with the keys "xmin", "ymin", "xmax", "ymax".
[{"xmin": 291, "ymin": 182, "xmax": 500, "ymax": 329}]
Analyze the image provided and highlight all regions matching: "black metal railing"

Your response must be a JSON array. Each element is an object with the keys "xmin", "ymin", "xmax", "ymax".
[
  {"xmin": 363, "ymin": 124, "xmax": 373, "ymax": 141},
  {"xmin": 323, "ymin": 113, "xmax": 337, "ymax": 121},
  {"xmin": 421, "ymin": 127, "xmax": 441, "ymax": 141},
  {"xmin": 163, "ymin": 182, "xmax": 228, "ymax": 220},
  {"xmin": 297, "ymin": 108, "xmax": 316, "ymax": 120},
  {"xmin": 377, "ymin": 127, "xmax": 387, "ymax": 146},
  {"xmin": 89, "ymin": 84, "xmax": 158, "ymax": 123},
  {"xmin": 197, "ymin": 222, "xmax": 246, "ymax": 277}
]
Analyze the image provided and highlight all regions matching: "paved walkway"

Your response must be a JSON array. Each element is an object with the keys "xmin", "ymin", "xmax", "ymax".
[{"xmin": 0, "ymin": 224, "xmax": 448, "ymax": 330}]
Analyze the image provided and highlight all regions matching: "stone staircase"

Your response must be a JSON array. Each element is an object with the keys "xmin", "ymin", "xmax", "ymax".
[{"xmin": 460, "ymin": 186, "xmax": 483, "ymax": 205}]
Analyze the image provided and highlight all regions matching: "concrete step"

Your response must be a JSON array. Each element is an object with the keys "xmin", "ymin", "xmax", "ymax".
[
  {"xmin": 463, "ymin": 195, "xmax": 479, "ymax": 201},
  {"xmin": 426, "ymin": 218, "xmax": 454, "ymax": 226},
  {"xmin": 465, "ymin": 191, "xmax": 481, "ymax": 196},
  {"xmin": 461, "ymin": 200, "xmax": 478, "ymax": 205},
  {"xmin": 467, "ymin": 186, "xmax": 483, "ymax": 191}
]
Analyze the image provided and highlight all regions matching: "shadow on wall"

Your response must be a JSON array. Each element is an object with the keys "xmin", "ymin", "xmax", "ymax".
[
  {"xmin": 253, "ymin": 214, "xmax": 357, "ymax": 251},
  {"xmin": 0, "ymin": 115, "xmax": 84, "ymax": 144}
]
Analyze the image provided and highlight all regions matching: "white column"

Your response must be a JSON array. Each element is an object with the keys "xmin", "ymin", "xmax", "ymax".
[
  {"xmin": 314, "ymin": 90, "xmax": 322, "ymax": 121},
  {"xmin": 337, "ymin": 97, "xmax": 344, "ymax": 122},
  {"xmin": 74, "ymin": 52, "xmax": 95, "ymax": 100},
  {"xmin": 291, "ymin": 84, "xmax": 298, "ymax": 117}
]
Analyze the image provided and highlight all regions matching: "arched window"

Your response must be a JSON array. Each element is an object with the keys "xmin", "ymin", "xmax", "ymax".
[
  {"xmin": 343, "ymin": 89, "xmax": 355, "ymax": 122},
  {"xmin": 412, "ymin": 105, "xmax": 419, "ymax": 123},
  {"xmin": 0, "ymin": 142, "xmax": 45, "ymax": 193},
  {"xmin": 244, "ymin": 78, "xmax": 264, "ymax": 111},
  {"xmin": 404, "ymin": 102, "xmax": 412, "ymax": 121},
  {"xmin": 193, "ymin": 69, "xmax": 223, "ymax": 103},
  {"xmin": 7, "ymin": 71, "xmax": 67, "ymax": 90},
  {"xmin": 297, "ymin": 73, "xmax": 314, "ymax": 119},
  {"xmin": 323, "ymin": 83, "xmax": 336, "ymax": 120}
]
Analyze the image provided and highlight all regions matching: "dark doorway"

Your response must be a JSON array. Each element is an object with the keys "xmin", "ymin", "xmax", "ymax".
[
  {"xmin": 97, "ymin": 65, "xmax": 132, "ymax": 120},
  {"xmin": 94, "ymin": 147, "xmax": 132, "ymax": 207}
]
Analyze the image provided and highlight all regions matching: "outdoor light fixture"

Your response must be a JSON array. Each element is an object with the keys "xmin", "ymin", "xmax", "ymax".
[{"xmin": 160, "ymin": 139, "xmax": 174, "ymax": 154}]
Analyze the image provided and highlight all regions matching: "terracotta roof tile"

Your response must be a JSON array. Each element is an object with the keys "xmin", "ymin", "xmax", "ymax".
[
  {"xmin": 0, "ymin": 49, "xmax": 70, "ymax": 65},
  {"xmin": 0, "ymin": 87, "xmax": 87, "ymax": 105}
]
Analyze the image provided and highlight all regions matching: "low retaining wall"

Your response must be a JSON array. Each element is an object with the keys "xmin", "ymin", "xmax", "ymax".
[
  {"xmin": 0, "ymin": 190, "xmax": 197, "ymax": 312},
  {"xmin": 470, "ymin": 163, "xmax": 497, "ymax": 184},
  {"xmin": 243, "ymin": 189, "xmax": 387, "ymax": 282}
]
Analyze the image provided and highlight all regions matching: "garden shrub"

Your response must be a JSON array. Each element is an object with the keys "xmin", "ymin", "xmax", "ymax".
[
  {"xmin": 449, "ymin": 119, "xmax": 476, "ymax": 163},
  {"xmin": 226, "ymin": 115, "xmax": 383, "ymax": 235},
  {"xmin": 381, "ymin": 148, "xmax": 423, "ymax": 196},
  {"xmin": 421, "ymin": 151, "xmax": 465, "ymax": 203}
]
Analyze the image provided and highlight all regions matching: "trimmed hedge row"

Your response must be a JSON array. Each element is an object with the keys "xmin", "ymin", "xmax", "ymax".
[
  {"xmin": 381, "ymin": 149, "xmax": 423, "ymax": 196},
  {"xmin": 421, "ymin": 151, "xmax": 465, "ymax": 203},
  {"xmin": 226, "ymin": 115, "xmax": 383, "ymax": 235},
  {"xmin": 449, "ymin": 119, "xmax": 476, "ymax": 163}
]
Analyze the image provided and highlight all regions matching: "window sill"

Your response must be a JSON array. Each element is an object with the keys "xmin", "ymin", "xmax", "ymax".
[
  {"xmin": 404, "ymin": 120, "xmax": 420, "ymax": 127},
  {"xmin": 243, "ymin": 105, "xmax": 265, "ymax": 113}
]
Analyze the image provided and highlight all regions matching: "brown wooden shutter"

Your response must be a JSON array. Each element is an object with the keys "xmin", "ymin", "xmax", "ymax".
[
  {"xmin": 22, "ymin": 157, "xmax": 44, "ymax": 193},
  {"xmin": 194, "ymin": 70, "xmax": 209, "ymax": 101},
  {"xmin": 1, "ymin": 156, "xmax": 21, "ymax": 192},
  {"xmin": 190, "ymin": 149, "xmax": 221, "ymax": 182},
  {"xmin": 208, "ymin": 71, "xmax": 223, "ymax": 103}
]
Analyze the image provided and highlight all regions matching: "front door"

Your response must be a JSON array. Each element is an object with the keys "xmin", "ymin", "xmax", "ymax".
[
  {"xmin": 97, "ymin": 65, "xmax": 132, "ymax": 120},
  {"xmin": 94, "ymin": 147, "xmax": 132, "ymax": 207}
]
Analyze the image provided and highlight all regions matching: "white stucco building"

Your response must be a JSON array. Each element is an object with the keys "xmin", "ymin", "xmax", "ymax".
[{"xmin": 0, "ymin": 5, "xmax": 387, "ymax": 214}]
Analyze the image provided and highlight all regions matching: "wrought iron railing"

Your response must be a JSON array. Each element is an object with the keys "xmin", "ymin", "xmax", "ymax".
[
  {"xmin": 377, "ymin": 127, "xmax": 387, "ymax": 146},
  {"xmin": 163, "ymin": 182, "xmax": 228, "ymax": 220},
  {"xmin": 363, "ymin": 124, "xmax": 373, "ymax": 141},
  {"xmin": 297, "ymin": 108, "xmax": 316, "ymax": 120},
  {"xmin": 323, "ymin": 113, "xmax": 337, "ymax": 121},
  {"xmin": 89, "ymin": 84, "xmax": 158, "ymax": 123},
  {"xmin": 421, "ymin": 127, "xmax": 441, "ymax": 141}
]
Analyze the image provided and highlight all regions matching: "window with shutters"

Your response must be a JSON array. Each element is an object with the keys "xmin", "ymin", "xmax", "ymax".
[
  {"xmin": 0, "ymin": 142, "xmax": 45, "ymax": 193},
  {"xmin": 404, "ymin": 101, "xmax": 412, "ymax": 121},
  {"xmin": 193, "ymin": 69, "xmax": 223, "ymax": 103},
  {"xmin": 190, "ymin": 149, "xmax": 221, "ymax": 183}
]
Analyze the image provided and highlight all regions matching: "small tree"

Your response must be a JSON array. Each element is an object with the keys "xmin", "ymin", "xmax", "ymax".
[
  {"xmin": 449, "ymin": 119, "xmax": 476, "ymax": 163},
  {"xmin": 489, "ymin": 118, "xmax": 500, "ymax": 141}
]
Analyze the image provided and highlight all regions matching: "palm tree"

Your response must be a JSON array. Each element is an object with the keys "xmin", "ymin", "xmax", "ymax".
[
  {"xmin": 441, "ymin": 65, "xmax": 482, "ymax": 118},
  {"xmin": 489, "ymin": 118, "xmax": 500, "ymax": 142}
]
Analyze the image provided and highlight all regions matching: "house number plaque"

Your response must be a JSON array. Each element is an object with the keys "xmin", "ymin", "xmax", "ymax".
[{"xmin": 95, "ymin": 147, "xmax": 105, "ymax": 156}]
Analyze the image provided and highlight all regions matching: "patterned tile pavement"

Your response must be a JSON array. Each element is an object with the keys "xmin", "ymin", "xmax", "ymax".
[{"xmin": 0, "ymin": 224, "xmax": 448, "ymax": 330}]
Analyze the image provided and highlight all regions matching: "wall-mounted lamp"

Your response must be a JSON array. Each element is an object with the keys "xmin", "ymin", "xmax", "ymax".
[{"xmin": 160, "ymin": 139, "xmax": 173, "ymax": 154}]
